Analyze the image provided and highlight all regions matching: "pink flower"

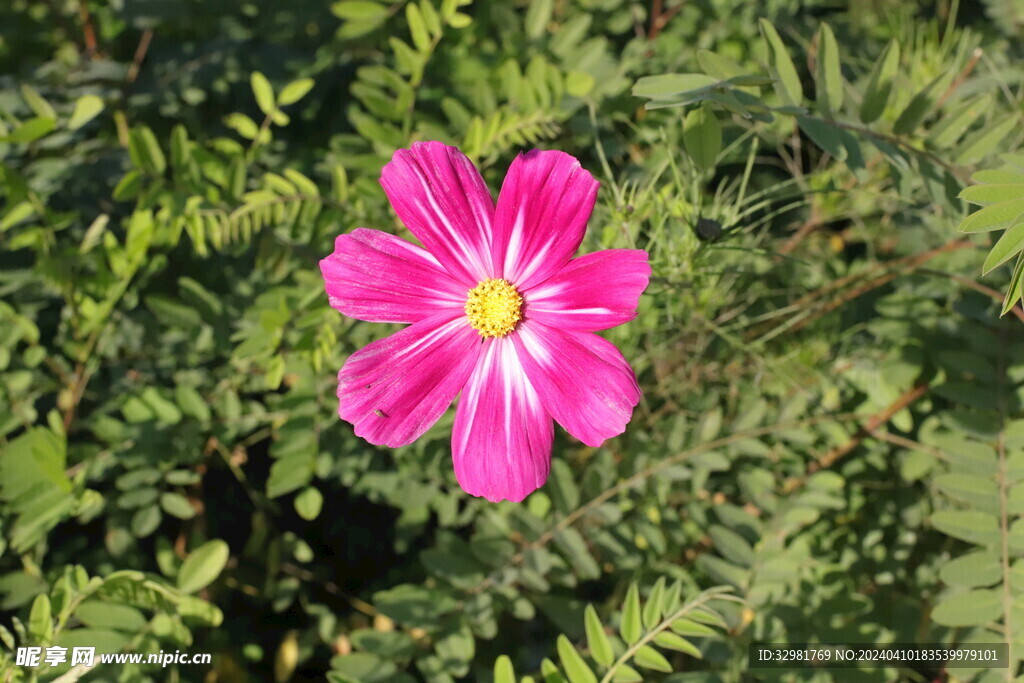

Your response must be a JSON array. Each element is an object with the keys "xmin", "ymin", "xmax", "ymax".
[{"xmin": 320, "ymin": 142, "xmax": 650, "ymax": 502}]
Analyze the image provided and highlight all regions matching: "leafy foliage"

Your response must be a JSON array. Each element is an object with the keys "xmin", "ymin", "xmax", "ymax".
[{"xmin": 1, "ymin": 0, "xmax": 1024, "ymax": 681}]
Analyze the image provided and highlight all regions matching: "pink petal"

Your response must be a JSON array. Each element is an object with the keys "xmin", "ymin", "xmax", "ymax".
[
  {"xmin": 320, "ymin": 229, "xmax": 467, "ymax": 324},
  {"xmin": 524, "ymin": 249, "xmax": 651, "ymax": 331},
  {"xmin": 492, "ymin": 150, "xmax": 599, "ymax": 290},
  {"xmin": 513, "ymin": 320, "xmax": 640, "ymax": 447},
  {"xmin": 380, "ymin": 142, "xmax": 496, "ymax": 285},
  {"xmin": 338, "ymin": 312, "xmax": 482, "ymax": 447},
  {"xmin": 452, "ymin": 338, "xmax": 553, "ymax": 502}
]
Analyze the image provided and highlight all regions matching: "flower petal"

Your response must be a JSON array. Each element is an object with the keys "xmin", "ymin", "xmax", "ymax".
[
  {"xmin": 320, "ymin": 229, "xmax": 467, "ymax": 324},
  {"xmin": 452, "ymin": 338, "xmax": 553, "ymax": 502},
  {"xmin": 513, "ymin": 320, "xmax": 640, "ymax": 447},
  {"xmin": 380, "ymin": 141, "xmax": 495, "ymax": 285},
  {"xmin": 338, "ymin": 312, "xmax": 482, "ymax": 447},
  {"xmin": 524, "ymin": 249, "xmax": 651, "ymax": 331},
  {"xmin": 493, "ymin": 150, "xmax": 599, "ymax": 289}
]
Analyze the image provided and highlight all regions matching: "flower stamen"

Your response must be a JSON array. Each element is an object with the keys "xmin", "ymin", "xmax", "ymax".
[{"xmin": 465, "ymin": 278, "xmax": 523, "ymax": 338}]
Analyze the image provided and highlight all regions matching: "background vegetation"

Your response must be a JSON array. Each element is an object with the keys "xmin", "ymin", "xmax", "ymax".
[{"xmin": 2, "ymin": 0, "xmax": 1024, "ymax": 680}]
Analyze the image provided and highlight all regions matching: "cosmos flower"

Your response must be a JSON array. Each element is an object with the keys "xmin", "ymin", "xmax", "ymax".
[{"xmin": 320, "ymin": 142, "xmax": 650, "ymax": 502}]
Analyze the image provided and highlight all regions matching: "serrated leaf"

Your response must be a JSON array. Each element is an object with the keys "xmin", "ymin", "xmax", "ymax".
[
  {"xmin": 683, "ymin": 106, "xmax": 721, "ymax": 171},
  {"xmin": 556, "ymin": 634, "xmax": 597, "ymax": 683},
  {"xmin": 932, "ymin": 589, "xmax": 1001, "ymax": 627},
  {"xmin": 633, "ymin": 644, "xmax": 672, "ymax": 672},
  {"xmin": 815, "ymin": 23, "xmax": 842, "ymax": 116},
  {"xmin": 860, "ymin": 40, "xmax": 899, "ymax": 123},
  {"xmin": 759, "ymin": 19, "xmax": 802, "ymax": 106},
  {"xmin": 177, "ymin": 540, "xmax": 230, "ymax": 593},
  {"xmin": 983, "ymin": 221, "xmax": 1024, "ymax": 274},
  {"xmin": 251, "ymin": 72, "xmax": 276, "ymax": 115},
  {"xmin": 620, "ymin": 584, "xmax": 642, "ymax": 645},
  {"xmin": 68, "ymin": 94, "xmax": 104, "ymax": 130},
  {"xmin": 654, "ymin": 631, "xmax": 701, "ymax": 657}
]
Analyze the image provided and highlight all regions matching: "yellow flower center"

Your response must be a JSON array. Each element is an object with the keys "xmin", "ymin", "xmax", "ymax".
[{"xmin": 465, "ymin": 278, "xmax": 523, "ymax": 338}]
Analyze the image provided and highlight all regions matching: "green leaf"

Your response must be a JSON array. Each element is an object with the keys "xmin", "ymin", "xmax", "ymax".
[
  {"xmin": 494, "ymin": 654, "xmax": 516, "ymax": 683},
  {"xmin": 934, "ymin": 473, "xmax": 999, "ymax": 509},
  {"xmin": 584, "ymin": 604, "xmax": 614, "ymax": 667},
  {"xmin": 610, "ymin": 665, "xmax": 642, "ymax": 682},
  {"xmin": 931, "ymin": 589, "xmax": 1001, "ymax": 627},
  {"xmin": 294, "ymin": 487, "xmax": 323, "ymax": 521},
  {"xmin": 683, "ymin": 106, "xmax": 721, "ymax": 171},
  {"xmin": 0, "ymin": 202, "xmax": 35, "ymax": 233},
  {"xmin": 859, "ymin": 39, "xmax": 899, "ymax": 123},
  {"xmin": 251, "ymin": 72, "xmax": 276, "ymax": 115},
  {"xmin": 407, "ymin": 3, "xmax": 432, "ymax": 53},
  {"xmin": 654, "ymin": 631, "xmax": 701, "ymax": 657},
  {"xmin": 68, "ymin": 94, "xmax": 104, "ymax": 130},
  {"xmin": 759, "ymin": 19, "xmax": 802, "ymax": 106},
  {"xmin": 566, "ymin": 71, "xmax": 595, "ymax": 97},
  {"xmin": 708, "ymin": 525, "xmax": 755, "ymax": 567},
  {"xmin": 128, "ymin": 127, "xmax": 166, "ymax": 175},
  {"xmin": 331, "ymin": 0, "xmax": 388, "ymax": 20},
  {"xmin": 642, "ymin": 578, "xmax": 665, "ymax": 629},
  {"xmin": 177, "ymin": 540, "xmax": 230, "ymax": 593},
  {"xmin": 893, "ymin": 72, "xmax": 950, "ymax": 136},
  {"xmin": 556, "ymin": 634, "xmax": 597, "ymax": 683},
  {"xmin": 928, "ymin": 95, "xmax": 992, "ymax": 148},
  {"xmin": 225, "ymin": 113, "xmax": 260, "ymax": 140},
  {"xmin": 160, "ymin": 493, "xmax": 196, "ymax": 519},
  {"xmin": 5, "ymin": 117, "xmax": 56, "ymax": 143},
  {"xmin": 939, "ymin": 551, "xmax": 1001, "ymax": 588},
  {"xmin": 20, "ymin": 84, "xmax": 56, "ymax": 120},
  {"xmin": 931, "ymin": 510, "xmax": 1000, "ymax": 546},
  {"xmin": 983, "ymin": 221, "xmax": 1024, "ymax": 274},
  {"xmin": 815, "ymin": 23, "xmax": 842, "ymax": 117},
  {"xmin": 633, "ymin": 645, "xmax": 672, "ymax": 672},
  {"xmin": 958, "ymin": 199, "xmax": 1024, "ymax": 233},
  {"xmin": 797, "ymin": 116, "xmax": 846, "ymax": 160},
  {"xmin": 959, "ymin": 183, "xmax": 1024, "ymax": 206},
  {"xmin": 525, "ymin": 0, "xmax": 553, "ymax": 39},
  {"xmin": 1002, "ymin": 252, "xmax": 1024, "ymax": 316},
  {"xmin": 28, "ymin": 594, "xmax": 52, "ymax": 642},
  {"xmin": 278, "ymin": 79, "xmax": 315, "ymax": 106},
  {"xmin": 632, "ymin": 74, "xmax": 718, "ymax": 99},
  {"xmin": 956, "ymin": 116, "xmax": 1019, "ymax": 166},
  {"xmin": 75, "ymin": 601, "xmax": 147, "ymax": 632},
  {"xmin": 620, "ymin": 583, "xmax": 642, "ymax": 645}
]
